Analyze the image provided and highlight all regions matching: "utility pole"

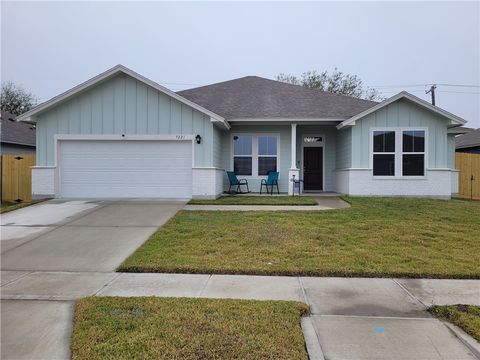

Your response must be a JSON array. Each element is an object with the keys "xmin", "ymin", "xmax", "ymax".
[{"xmin": 426, "ymin": 84, "xmax": 437, "ymax": 106}]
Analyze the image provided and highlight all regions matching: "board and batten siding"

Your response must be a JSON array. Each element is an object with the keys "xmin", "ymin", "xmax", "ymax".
[
  {"xmin": 447, "ymin": 133, "xmax": 456, "ymax": 169},
  {"xmin": 212, "ymin": 125, "xmax": 224, "ymax": 169},
  {"xmin": 335, "ymin": 127, "xmax": 352, "ymax": 169},
  {"xmin": 35, "ymin": 73, "xmax": 215, "ymax": 168},
  {"xmin": 351, "ymin": 98, "xmax": 450, "ymax": 169}
]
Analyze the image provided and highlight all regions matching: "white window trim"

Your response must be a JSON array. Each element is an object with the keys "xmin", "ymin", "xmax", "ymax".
[
  {"xmin": 230, "ymin": 133, "xmax": 280, "ymax": 178},
  {"xmin": 369, "ymin": 127, "xmax": 428, "ymax": 179}
]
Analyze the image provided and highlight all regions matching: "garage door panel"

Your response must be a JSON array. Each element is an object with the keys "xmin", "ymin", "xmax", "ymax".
[{"xmin": 59, "ymin": 140, "xmax": 192, "ymax": 198}]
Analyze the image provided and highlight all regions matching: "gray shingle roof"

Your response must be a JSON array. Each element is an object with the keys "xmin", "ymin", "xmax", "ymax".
[
  {"xmin": 0, "ymin": 111, "xmax": 36, "ymax": 147},
  {"xmin": 455, "ymin": 128, "xmax": 480, "ymax": 149},
  {"xmin": 178, "ymin": 76, "xmax": 378, "ymax": 120}
]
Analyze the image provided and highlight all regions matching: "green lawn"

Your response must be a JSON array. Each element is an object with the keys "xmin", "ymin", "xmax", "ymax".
[
  {"xmin": 429, "ymin": 305, "xmax": 480, "ymax": 341},
  {"xmin": 0, "ymin": 201, "xmax": 39, "ymax": 214},
  {"xmin": 72, "ymin": 297, "xmax": 309, "ymax": 360},
  {"xmin": 188, "ymin": 195, "xmax": 317, "ymax": 206},
  {"xmin": 119, "ymin": 197, "xmax": 480, "ymax": 278}
]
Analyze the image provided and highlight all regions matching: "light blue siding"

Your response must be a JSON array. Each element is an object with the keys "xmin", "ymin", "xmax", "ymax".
[
  {"xmin": 351, "ymin": 98, "xmax": 450, "ymax": 168},
  {"xmin": 447, "ymin": 133, "xmax": 456, "ymax": 169},
  {"xmin": 220, "ymin": 124, "xmax": 339, "ymax": 193},
  {"xmin": 212, "ymin": 126, "xmax": 223, "ymax": 168},
  {"xmin": 336, "ymin": 127, "xmax": 352, "ymax": 169},
  {"xmin": 221, "ymin": 125, "xmax": 292, "ymax": 192},
  {"xmin": 36, "ymin": 73, "xmax": 214, "ymax": 167}
]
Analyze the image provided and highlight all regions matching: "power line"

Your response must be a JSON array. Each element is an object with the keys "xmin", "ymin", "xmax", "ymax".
[
  {"xmin": 437, "ymin": 90, "xmax": 480, "ymax": 94},
  {"xmin": 369, "ymin": 83, "xmax": 480, "ymax": 89}
]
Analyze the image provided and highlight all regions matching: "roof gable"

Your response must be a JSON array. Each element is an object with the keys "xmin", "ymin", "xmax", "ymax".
[
  {"xmin": 16, "ymin": 65, "xmax": 229, "ymax": 129},
  {"xmin": 337, "ymin": 91, "xmax": 466, "ymax": 129},
  {"xmin": 178, "ymin": 76, "xmax": 378, "ymax": 120}
]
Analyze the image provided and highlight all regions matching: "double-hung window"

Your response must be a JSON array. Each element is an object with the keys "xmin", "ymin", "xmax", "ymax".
[
  {"xmin": 258, "ymin": 136, "xmax": 277, "ymax": 175},
  {"xmin": 372, "ymin": 129, "xmax": 426, "ymax": 177},
  {"xmin": 402, "ymin": 130, "xmax": 425, "ymax": 176},
  {"xmin": 373, "ymin": 131, "xmax": 396, "ymax": 176},
  {"xmin": 233, "ymin": 135, "xmax": 253, "ymax": 175},
  {"xmin": 233, "ymin": 134, "xmax": 278, "ymax": 177}
]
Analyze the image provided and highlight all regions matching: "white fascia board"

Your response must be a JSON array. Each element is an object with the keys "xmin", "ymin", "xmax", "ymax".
[
  {"xmin": 337, "ymin": 91, "xmax": 466, "ymax": 130},
  {"xmin": 211, "ymin": 117, "xmax": 231, "ymax": 130},
  {"xmin": 16, "ymin": 64, "xmax": 228, "ymax": 129},
  {"xmin": 229, "ymin": 118, "xmax": 345, "ymax": 122}
]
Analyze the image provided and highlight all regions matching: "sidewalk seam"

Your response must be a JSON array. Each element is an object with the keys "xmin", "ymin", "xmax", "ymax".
[
  {"xmin": 91, "ymin": 273, "xmax": 122, "ymax": 297},
  {"xmin": 0, "ymin": 271, "xmax": 33, "ymax": 287},
  {"xmin": 198, "ymin": 274, "xmax": 212, "ymax": 297},
  {"xmin": 391, "ymin": 278, "xmax": 428, "ymax": 309}
]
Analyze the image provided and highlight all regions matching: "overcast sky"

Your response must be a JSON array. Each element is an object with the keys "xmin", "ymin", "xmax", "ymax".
[{"xmin": 2, "ymin": 1, "xmax": 479, "ymax": 127}]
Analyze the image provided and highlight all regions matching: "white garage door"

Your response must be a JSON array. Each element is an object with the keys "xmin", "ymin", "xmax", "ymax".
[{"xmin": 59, "ymin": 140, "xmax": 192, "ymax": 198}]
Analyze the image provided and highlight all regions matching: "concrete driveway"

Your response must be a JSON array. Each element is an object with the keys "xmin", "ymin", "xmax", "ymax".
[
  {"xmin": 1, "ymin": 199, "xmax": 185, "ymax": 272},
  {"xmin": 1, "ymin": 199, "xmax": 185, "ymax": 360}
]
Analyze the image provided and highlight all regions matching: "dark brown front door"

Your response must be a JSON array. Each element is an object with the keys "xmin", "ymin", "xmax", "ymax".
[{"xmin": 303, "ymin": 147, "xmax": 323, "ymax": 191}]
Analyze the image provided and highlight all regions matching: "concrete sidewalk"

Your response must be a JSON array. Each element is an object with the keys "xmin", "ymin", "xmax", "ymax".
[
  {"xmin": 184, "ymin": 196, "xmax": 351, "ymax": 211},
  {"xmin": 2, "ymin": 272, "xmax": 479, "ymax": 359}
]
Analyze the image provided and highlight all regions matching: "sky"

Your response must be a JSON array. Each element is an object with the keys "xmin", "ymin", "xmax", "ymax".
[{"xmin": 2, "ymin": 1, "xmax": 479, "ymax": 127}]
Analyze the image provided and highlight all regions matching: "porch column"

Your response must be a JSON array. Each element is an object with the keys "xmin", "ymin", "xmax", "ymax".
[
  {"xmin": 288, "ymin": 123, "xmax": 300, "ymax": 195},
  {"xmin": 291, "ymin": 123, "xmax": 297, "ymax": 169}
]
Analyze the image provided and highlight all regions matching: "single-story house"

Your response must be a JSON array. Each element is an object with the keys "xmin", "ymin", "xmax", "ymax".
[
  {"xmin": 17, "ymin": 65, "xmax": 466, "ymax": 199},
  {"xmin": 455, "ymin": 128, "xmax": 480, "ymax": 154},
  {"xmin": 1, "ymin": 111, "xmax": 36, "ymax": 154}
]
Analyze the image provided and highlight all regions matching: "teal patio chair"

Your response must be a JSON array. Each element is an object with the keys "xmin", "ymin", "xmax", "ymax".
[
  {"xmin": 260, "ymin": 171, "xmax": 280, "ymax": 195},
  {"xmin": 226, "ymin": 171, "xmax": 250, "ymax": 194}
]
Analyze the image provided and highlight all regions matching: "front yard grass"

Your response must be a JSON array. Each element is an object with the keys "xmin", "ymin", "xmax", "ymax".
[
  {"xmin": 72, "ymin": 297, "xmax": 309, "ymax": 360},
  {"xmin": 429, "ymin": 305, "xmax": 480, "ymax": 341},
  {"xmin": 188, "ymin": 195, "xmax": 317, "ymax": 205},
  {"xmin": 119, "ymin": 197, "xmax": 480, "ymax": 278}
]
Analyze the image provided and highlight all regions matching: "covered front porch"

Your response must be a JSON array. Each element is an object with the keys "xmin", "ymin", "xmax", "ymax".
[{"xmin": 221, "ymin": 121, "xmax": 342, "ymax": 195}]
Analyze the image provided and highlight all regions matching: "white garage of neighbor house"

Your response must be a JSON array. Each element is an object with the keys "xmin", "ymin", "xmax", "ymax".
[{"xmin": 17, "ymin": 65, "xmax": 466, "ymax": 199}]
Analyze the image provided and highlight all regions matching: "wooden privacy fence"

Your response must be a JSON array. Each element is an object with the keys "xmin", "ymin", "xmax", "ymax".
[
  {"xmin": 456, "ymin": 152, "xmax": 480, "ymax": 200},
  {"xmin": 1, "ymin": 154, "xmax": 36, "ymax": 203}
]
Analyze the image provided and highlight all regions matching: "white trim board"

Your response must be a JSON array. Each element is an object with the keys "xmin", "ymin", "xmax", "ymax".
[
  {"xmin": 17, "ymin": 64, "xmax": 230, "ymax": 130},
  {"xmin": 337, "ymin": 91, "xmax": 466, "ymax": 130}
]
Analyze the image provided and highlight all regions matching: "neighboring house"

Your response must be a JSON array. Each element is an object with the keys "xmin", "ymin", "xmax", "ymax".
[
  {"xmin": 1, "ymin": 111, "xmax": 36, "ymax": 154},
  {"xmin": 17, "ymin": 65, "xmax": 466, "ymax": 199},
  {"xmin": 455, "ymin": 128, "xmax": 480, "ymax": 154}
]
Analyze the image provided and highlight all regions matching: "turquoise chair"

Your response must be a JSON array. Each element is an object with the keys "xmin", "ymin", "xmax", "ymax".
[
  {"xmin": 260, "ymin": 171, "xmax": 279, "ymax": 195},
  {"xmin": 226, "ymin": 171, "xmax": 250, "ymax": 194}
]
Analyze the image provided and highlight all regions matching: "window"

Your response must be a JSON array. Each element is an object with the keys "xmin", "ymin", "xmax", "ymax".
[
  {"xmin": 402, "ymin": 130, "xmax": 425, "ymax": 176},
  {"xmin": 233, "ymin": 134, "xmax": 278, "ymax": 177},
  {"xmin": 233, "ymin": 135, "xmax": 252, "ymax": 175},
  {"xmin": 258, "ymin": 136, "xmax": 277, "ymax": 175},
  {"xmin": 373, "ymin": 131, "xmax": 395, "ymax": 176},
  {"xmin": 371, "ymin": 129, "xmax": 427, "ymax": 177}
]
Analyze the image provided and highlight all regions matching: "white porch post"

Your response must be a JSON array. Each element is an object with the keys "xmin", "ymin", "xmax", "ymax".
[
  {"xmin": 291, "ymin": 123, "xmax": 297, "ymax": 169},
  {"xmin": 288, "ymin": 123, "xmax": 300, "ymax": 195}
]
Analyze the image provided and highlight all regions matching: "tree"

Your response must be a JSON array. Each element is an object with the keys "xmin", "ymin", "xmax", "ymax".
[
  {"xmin": 276, "ymin": 68, "xmax": 382, "ymax": 101},
  {"xmin": 1, "ymin": 82, "xmax": 36, "ymax": 116}
]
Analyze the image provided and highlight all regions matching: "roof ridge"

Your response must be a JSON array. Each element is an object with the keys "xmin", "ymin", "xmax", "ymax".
[{"xmin": 179, "ymin": 75, "xmax": 378, "ymax": 105}]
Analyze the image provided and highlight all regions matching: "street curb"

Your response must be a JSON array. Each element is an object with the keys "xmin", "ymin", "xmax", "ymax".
[
  {"xmin": 443, "ymin": 322, "xmax": 480, "ymax": 359},
  {"xmin": 301, "ymin": 316, "xmax": 325, "ymax": 360}
]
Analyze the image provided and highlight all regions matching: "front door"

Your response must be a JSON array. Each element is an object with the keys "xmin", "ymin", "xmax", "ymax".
[{"xmin": 303, "ymin": 147, "xmax": 323, "ymax": 191}]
